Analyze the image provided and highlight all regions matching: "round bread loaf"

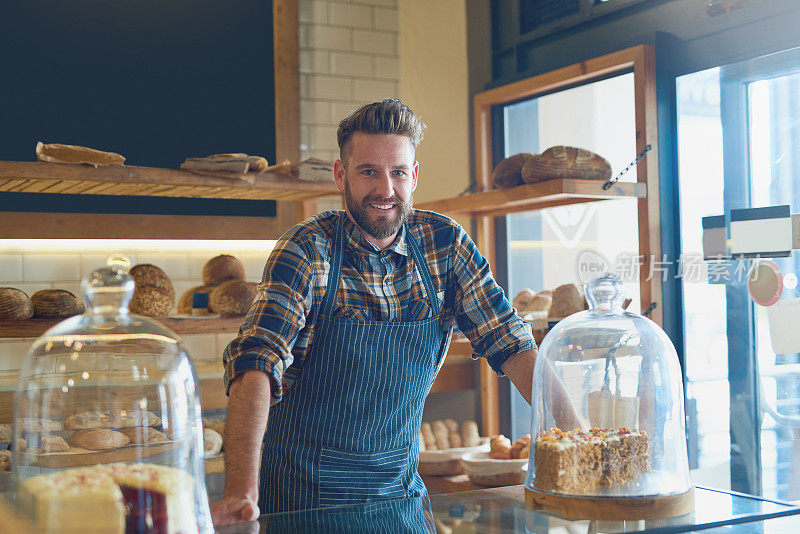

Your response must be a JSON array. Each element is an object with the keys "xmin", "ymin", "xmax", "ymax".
[
  {"xmin": 521, "ymin": 146, "xmax": 612, "ymax": 183},
  {"xmin": 31, "ymin": 289, "xmax": 85, "ymax": 319},
  {"xmin": 512, "ymin": 288, "xmax": 535, "ymax": 312},
  {"xmin": 210, "ymin": 280, "xmax": 257, "ymax": 317},
  {"xmin": 130, "ymin": 286, "xmax": 174, "ymax": 317},
  {"xmin": 548, "ymin": 283, "xmax": 588, "ymax": 318},
  {"xmin": 178, "ymin": 285, "xmax": 216, "ymax": 314},
  {"xmin": 492, "ymin": 153, "xmax": 533, "ymax": 189},
  {"xmin": 527, "ymin": 290, "xmax": 552, "ymax": 313},
  {"xmin": 0, "ymin": 287, "xmax": 34, "ymax": 320},
  {"xmin": 203, "ymin": 255, "xmax": 246, "ymax": 286},
  {"xmin": 130, "ymin": 264, "xmax": 174, "ymax": 295}
]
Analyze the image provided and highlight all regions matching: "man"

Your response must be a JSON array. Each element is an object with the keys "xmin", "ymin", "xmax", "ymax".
[{"xmin": 212, "ymin": 99, "xmax": 540, "ymax": 525}]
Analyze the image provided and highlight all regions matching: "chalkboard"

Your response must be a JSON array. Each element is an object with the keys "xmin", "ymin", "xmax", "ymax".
[{"xmin": 0, "ymin": 0, "xmax": 276, "ymax": 168}]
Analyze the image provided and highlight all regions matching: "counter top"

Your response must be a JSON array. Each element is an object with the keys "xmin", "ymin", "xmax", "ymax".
[{"xmin": 214, "ymin": 486, "xmax": 800, "ymax": 534}]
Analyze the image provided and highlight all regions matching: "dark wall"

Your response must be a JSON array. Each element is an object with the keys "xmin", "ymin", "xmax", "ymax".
[
  {"xmin": 0, "ymin": 1, "xmax": 276, "ymax": 168},
  {"xmin": 488, "ymin": 0, "xmax": 800, "ymax": 85}
]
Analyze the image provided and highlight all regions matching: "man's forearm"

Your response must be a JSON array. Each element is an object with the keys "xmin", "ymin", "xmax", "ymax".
[
  {"xmin": 224, "ymin": 370, "xmax": 272, "ymax": 501},
  {"xmin": 502, "ymin": 349, "xmax": 535, "ymax": 404}
]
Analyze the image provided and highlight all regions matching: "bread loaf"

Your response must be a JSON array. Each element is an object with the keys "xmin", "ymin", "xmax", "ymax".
[
  {"xmin": 461, "ymin": 420, "xmax": 481, "ymax": 447},
  {"xmin": 39, "ymin": 435, "xmax": 70, "ymax": 453},
  {"xmin": 528, "ymin": 290, "xmax": 552, "ymax": 313},
  {"xmin": 0, "ymin": 423, "xmax": 11, "ymax": 442},
  {"xmin": 130, "ymin": 286, "xmax": 173, "ymax": 317},
  {"xmin": 202, "ymin": 255, "xmax": 246, "ymax": 286},
  {"xmin": 31, "ymin": 289, "xmax": 85, "ymax": 319},
  {"xmin": 178, "ymin": 285, "xmax": 215, "ymax": 314},
  {"xmin": 512, "ymin": 289, "xmax": 535, "ymax": 312},
  {"xmin": 0, "ymin": 287, "xmax": 34, "ymax": 320},
  {"xmin": 421, "ymin": 422, "xmax": 436, "ymax": 451},
  {"xmin": 548, "ymin": 283, "xmax": 588, "ymax": 318},
  {"xmin": 492, "ymin": 153, "xmax": 534, "ymax": 188},
  {"xmin": 120, "ymin": 427, "xmax": 167, "ymax": 444},
  {"xmin": 432, "ymin": 421, "xmax": 450, "ymax": 450},
  {"xmin": 521, "ymin": 146, "xmax": 612, "ymax": 183},
  {"xmin": 36, "ymin": 141, "xmax": 125, "ymax": 167},
  {"xmin": 66, "ymin": 410, "xmax": 161, "ymax": 430},
  {"xmin": 69, "ymin": 429, "xmax": 130, "ymax": 450},
  {"xmin": 210, "ymin": 280, "xmax": 257, "ymax": 317},
  {"xmin": 18, "ymin": 418, "xmax": 62, "ymax": 432},
  {"xmin": 202, "ymin": 417, "xmax": 226, "ymax": 438},
  {"xmin": 130, "ymin": 264, "xmax": 174, "ymax": 294},
  {"xmin": 0, "ymin": 450, "xmax": 9, "ymax": 471}
]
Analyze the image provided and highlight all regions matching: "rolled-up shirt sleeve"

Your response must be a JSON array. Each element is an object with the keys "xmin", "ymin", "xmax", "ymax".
[
  {"xmin": 450, "ymin": 225, "xmax": 535, "ymax": 375},
  {"xmin": 223, "ymin": 234, "xmax": 313, "ymax": 404}
]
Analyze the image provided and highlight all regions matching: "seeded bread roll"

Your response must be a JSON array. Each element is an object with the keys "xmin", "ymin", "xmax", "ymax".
[
  {"xmin": 130, "ymin": 264, "xmax": 174, "ymax": 294},
  {"xmin": 178, "ymin": 285, "xmax": 216, "ymax": 314},
  {"xmin": 130, "ymin": 286, "xmax": 174, "ymax": 317},
  {"xmin": 0, "ymin": 287, "xmax": 34, "ymax": 320},
  {"xmin": 31, "ymin": 289, "xmax": 85, "ymax": 319},
  {"xmin": 69, "ymin": 429, "xmax": 130, "ymax": 450},
  {"xmin": 210, "ymin": 280, "xmax": 257, "ymax": 317},
  {"xmin": 521, "ymin": 145, "xmax": 612, "ymax": 183},
  {"xmin": 203, "ymin": 255, "xmax": 246, "ymax": 286},
  {"xmin": 492, "ymin": 153, "xmax": 534, "ymax": 189},
  {"xmin": 548, "ymin": 283, "xmax": 588, "ymax": 318}
]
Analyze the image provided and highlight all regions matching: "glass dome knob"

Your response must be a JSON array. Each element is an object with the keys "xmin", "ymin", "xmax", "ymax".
[
  {"xmin": 585, "ymin": 272, "xmax": 625, "ymax": 312},
  {"xmin": 81, "ymin": 254, "xmax": 135, "ymax": 316}
]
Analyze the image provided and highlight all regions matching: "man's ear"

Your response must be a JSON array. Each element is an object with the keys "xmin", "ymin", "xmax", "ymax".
[
  {"xmin": 334, "ymin": 159, "xmax": 346, "ymax": 193},
  {"xmin": 411, "ymin": 160, "xmax": 419, "ymax": 192}
]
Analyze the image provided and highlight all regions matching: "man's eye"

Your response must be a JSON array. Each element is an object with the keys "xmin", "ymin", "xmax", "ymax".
[
  {"xmin": 362, "ymin": 169, "xmax": 374, "ymax": 176},
  {"xmin": 392, "ymin": 170, "xmax": 407, "ymax": 177}
]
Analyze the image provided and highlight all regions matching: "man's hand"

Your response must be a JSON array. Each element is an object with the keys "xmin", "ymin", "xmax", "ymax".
[
  {"xmin": 211, "ymin": 495, "xmax": 260, "ymax": 526},
  {"xmin": 211, "ymin": 369, "xmax": 272, "ymax": 526}
]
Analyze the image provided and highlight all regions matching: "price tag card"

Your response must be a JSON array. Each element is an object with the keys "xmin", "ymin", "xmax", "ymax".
[
  {"xmin": 730, "ymin": 205, "xmax": 792, "ymax": 259},
  {"xmin": 702, "ymin": 215, "xmax": 727, "ymax": 260}
]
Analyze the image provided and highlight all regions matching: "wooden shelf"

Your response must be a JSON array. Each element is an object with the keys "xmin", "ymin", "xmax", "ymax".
[
  {"xmin": 415, "ymin": 179, "xmax": 646, "ymax": 217},
  {"xmin": 0, "ymin": 315, "xmax": 245, "ymax": 339},
  {"xmin": 0, "ymin": 161, "xmax": 340, "ymax": 202}
]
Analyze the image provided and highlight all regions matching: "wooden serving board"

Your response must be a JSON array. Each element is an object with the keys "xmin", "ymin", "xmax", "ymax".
[
  {"xmin": 23, "ymin": 440, "xmax": 180, "ymax": 468},
  {"xmin": 525, "ymin": 486, "xmax": 695, "ymax": 520}
]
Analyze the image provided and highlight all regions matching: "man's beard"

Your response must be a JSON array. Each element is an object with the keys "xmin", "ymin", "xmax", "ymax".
[{"xmin": 344, "ymin": 181, "xmax": 413, "ymax": 241}]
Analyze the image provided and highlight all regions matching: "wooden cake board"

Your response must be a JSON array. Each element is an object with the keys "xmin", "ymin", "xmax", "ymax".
[{"xmin": 525, "ymin": 486, "xmax": 695, "ymax": 520}]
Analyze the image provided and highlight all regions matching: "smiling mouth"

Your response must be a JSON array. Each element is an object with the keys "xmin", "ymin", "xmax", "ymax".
[{"xmin": 369, "ymin": 202, "xmax": 396, "ymax": 210}]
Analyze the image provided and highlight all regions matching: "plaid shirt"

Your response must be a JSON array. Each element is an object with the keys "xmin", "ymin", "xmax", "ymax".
[{"xmin": 223, "ymin": 209, "xmax": 534, "ymax": 404}]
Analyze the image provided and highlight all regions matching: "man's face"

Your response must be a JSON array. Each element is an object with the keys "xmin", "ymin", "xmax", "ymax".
[{"xmin": 334, "ymin": 133, "xmax": 419, "ymax": 249}]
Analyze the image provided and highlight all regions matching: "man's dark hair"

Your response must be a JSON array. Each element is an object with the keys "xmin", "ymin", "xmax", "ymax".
[{"xmin": 337, "ymin": 98, "xmax": 426, "ymax": 162}]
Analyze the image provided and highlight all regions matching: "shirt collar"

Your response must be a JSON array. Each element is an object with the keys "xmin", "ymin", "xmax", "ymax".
[{"xmin": 342, "ymin": 212, "xmax": 409, "ymax": 257}]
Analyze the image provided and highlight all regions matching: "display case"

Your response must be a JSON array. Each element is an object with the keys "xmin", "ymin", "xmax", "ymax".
[
  {"xmin": 10, "ymin": 258, "xmax": 213, "ymax": 533},
  {"xmin": 523, "ymin": 273, "xmax": 693, "ymax": 519}
]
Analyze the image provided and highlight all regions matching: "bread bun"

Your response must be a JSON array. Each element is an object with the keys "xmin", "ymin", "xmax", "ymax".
[
  {"xmin": 210, "ymin": 280, "xmax": 256, "ymax": 317},
  {"xmin": 0, "ymin": 287, "xmax": 34, "ymax": 320},
  {"xmin": 548, "ymin": 283, "xmax": 588, "ymax": 318},
  {"xmin": 521, "ymin": 146, "xmax": 612, "ymax": 183},
  {"xmin": 178, "ymin": 285, "xmax": 215, "ymax": 314},
  {"xmin": 492, "ymin": 153, "xmax": 533, "ymax": 189},
  {"xmin": 130, "ymin": 286, "xmax": 174, "ymax": 317},
  {"xmin": 202, "ymin": 255, "xmax": 246, "ymax": 286},
  {"xmin": 31, "ymin": 289, "xmax": 85, "ymax": 319},
  {"xmin": 130, "ymin": 264, "xmax": 174, "ymax": 294},
  {"xmin": 203, "ymin": 428, "xmax": 223, "ymax": 457},
  {"xmin": 69, "ymin": 429, "xmax": 130, "ymax": 450}
]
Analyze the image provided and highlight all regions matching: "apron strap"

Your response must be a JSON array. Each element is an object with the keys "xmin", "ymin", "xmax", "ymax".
[{"xmin": 320, "ymin": 212, "xmax": 441, "ymax": 318}]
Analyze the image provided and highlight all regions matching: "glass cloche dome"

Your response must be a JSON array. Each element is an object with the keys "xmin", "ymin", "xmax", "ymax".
[
  {"xmin": 11, "ymin": 256, "xmax": 213, "ymax": 533},
  {"xmin": 524, "ymin": 273, "xmax": 693, "ymax": 519}
]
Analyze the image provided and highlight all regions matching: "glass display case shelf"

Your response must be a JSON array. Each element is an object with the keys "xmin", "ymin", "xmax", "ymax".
[
  {"xmin": 0, "ymin": 315, "xmax": 245, "ymax": 338},
  {"xmin": 0, "ymin": 161, "xmax": 339, "ymax": 202},
  {"xmin": 414, "ymin": 178, "xmax": 646, "ymax": 218}
]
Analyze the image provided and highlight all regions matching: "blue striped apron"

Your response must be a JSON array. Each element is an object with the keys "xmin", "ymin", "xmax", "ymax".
[{"xmin": 259, "ymin": 213, "xmax": 450, "ymax": 514}]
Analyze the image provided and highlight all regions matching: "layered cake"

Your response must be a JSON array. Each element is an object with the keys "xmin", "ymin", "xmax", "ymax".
[
  {"xmin": 533, "ymin": 427, "xmax": 650, "ymax": 494},
  {"xmin": 20, "ymin": 462, "xmax": 197, "ymax": 533}
]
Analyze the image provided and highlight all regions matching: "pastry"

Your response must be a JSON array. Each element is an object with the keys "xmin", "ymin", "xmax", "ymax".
[
  {"xmin": 203, "ymin": 428, "xmax": 223, "ymax": 458},
  {"xmin": 69, "ymin": 429, "xmax": 130, "ymax": 450},
  {"xmin": 489, "ymin": 434, "xmax": 512, "ymax": 459},
  {"xmin": 510, "ymin": 434, "xmax": 531, "ymax": 459},
  {"xmin": 20, "ymin": 462, "xmax": 197, "ymax": 534},
  {"xmin": 534, "ymin": 427, "xmax": 650, "ymax": 494}
]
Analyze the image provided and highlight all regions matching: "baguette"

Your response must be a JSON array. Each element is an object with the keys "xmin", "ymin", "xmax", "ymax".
[{"xmin": 36, "ymin": 142, "xmax": 125, "ymax": 167}]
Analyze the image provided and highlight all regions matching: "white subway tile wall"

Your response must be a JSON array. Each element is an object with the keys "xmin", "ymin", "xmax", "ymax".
[{"xmin": 299, "ymin": 0, "xmax": 400, "ymax": 163}]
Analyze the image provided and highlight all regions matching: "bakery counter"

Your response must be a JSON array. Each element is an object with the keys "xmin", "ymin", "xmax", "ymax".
[{"xmin": 209, "ymin": 486, "xmax": 800, "ymax": 534}]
